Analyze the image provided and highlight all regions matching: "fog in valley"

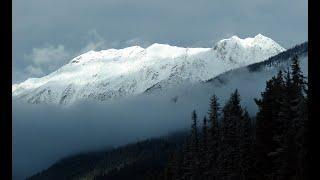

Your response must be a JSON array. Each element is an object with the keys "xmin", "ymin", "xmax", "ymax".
[{"xmin": 13, "ymin": 56, "xmax": 307, "ymax": 180}]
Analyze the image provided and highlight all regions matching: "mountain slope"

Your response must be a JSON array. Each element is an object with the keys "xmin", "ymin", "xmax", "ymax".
[{"xmin": 12, "ymin": 34, "xmax": 285, "ymax": 105}]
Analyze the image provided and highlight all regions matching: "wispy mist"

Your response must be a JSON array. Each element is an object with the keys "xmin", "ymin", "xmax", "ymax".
[{"xmin": 13, "ymin": 56, "xmax": 308, "ymax": 180}]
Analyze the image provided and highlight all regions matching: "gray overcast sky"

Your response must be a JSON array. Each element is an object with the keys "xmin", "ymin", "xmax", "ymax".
[{"xmin": 12, "ymin": 0, "xmax": 308, "ymax": 83}]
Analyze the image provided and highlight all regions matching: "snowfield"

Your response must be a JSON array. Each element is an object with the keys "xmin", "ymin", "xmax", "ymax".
[{"xmin": 12, "ymin": 34, "xmax": 285, "ymax": 104}]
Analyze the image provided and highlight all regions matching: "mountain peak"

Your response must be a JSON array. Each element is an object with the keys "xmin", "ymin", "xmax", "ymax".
[
  {"xmin": 230, "ymin": 35, "xmax": 241, "ymax": 39},
  {"xmin": 215, "ymin": 34, "xmax": 285, "ymax": 51},
  {"xmin": 254, "ymin": 33, "xmax": 266, "ymax": 39},
  {"xmin": 147, "ymin": 43, "xmax": 171, "ymax": 48}
]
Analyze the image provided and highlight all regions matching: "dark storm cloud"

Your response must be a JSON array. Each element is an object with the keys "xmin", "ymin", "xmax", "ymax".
[{"xmin": 12, "ymin": 0, "xmax": 307, "ymax": 83}]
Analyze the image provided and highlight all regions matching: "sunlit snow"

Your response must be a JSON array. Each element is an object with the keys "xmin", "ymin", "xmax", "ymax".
[{"xmin": 12, "ymin": 34, "xmax": 285, "ymax": 104}]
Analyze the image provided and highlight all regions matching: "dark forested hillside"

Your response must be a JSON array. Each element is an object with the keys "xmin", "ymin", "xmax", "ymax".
[{"xmin": 27, "ymin": 131, "xmax": 188, "ymax": 180}]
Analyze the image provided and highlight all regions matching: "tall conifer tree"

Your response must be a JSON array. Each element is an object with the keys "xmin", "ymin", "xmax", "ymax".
[
  {"xmin": 207, "ymin": 95, "xmax": 220, "ymax": 178},
  {"xmin": 217, "ymin": 90, "xmax": 242, "ymax": 180},
  {"xmin": 239, "ymin": 109, "xmax": 254, "ymax": 180}
]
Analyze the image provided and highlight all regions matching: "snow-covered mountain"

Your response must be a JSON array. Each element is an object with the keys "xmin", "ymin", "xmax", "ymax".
[{"xmin": 12, "ymin": 34, "xmax": 285, "ymax": 105}]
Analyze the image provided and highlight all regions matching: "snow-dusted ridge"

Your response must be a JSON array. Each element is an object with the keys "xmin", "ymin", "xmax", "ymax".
[{"xmin": 12, "ymin": 34, "xmax": 285, "ymax": 104}]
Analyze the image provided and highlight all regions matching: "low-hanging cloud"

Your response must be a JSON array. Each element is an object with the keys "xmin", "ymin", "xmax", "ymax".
[
  {"xmin": 79, "ymin": 29, "xmax": 107, "ymax": 53},
  {"xmin": 21, "ymin": 29, "xmax": 121, "ymax": 78},
  {"xmin": 24, "ymin": 44, "xmax": 71, "ymax": 76},
  {"xmin": 11, "ymin": 68, "xmax": 269, "ymax": 180},
  {"xmin": 13, "ymin": 55, "xmax": 308, "ymax": 180},
  {"xmin": 12, "ymin": 94, "xmax": 193, "ymax": 180}
]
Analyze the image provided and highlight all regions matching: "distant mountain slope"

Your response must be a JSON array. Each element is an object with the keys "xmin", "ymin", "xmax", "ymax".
[
  {"xmin": 206, "ymin": 42, "xmax": 308, "ymax": 84},
  {"xmin": 12, "ymin": 34, "xmax": 284, "ymax": 105}
]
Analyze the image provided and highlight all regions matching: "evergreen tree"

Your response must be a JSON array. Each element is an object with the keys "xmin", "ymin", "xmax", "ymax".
[
  {"xmin": 191, "ymin": 110, "xmax": 199, "ymax": 155},
  {"xmin": 165, "ymin": 151, "xmax": 182, "ymax": 180},
  {"xmin": 289, "ymin": 55, "xmax": 307, "ymax": 127},
  {"xmin": 181, "ymin": 110, "xmax": 200, "ymax": 180},
  {"xmin": 201, "ymin": 116, "xmax": 208, "ymax": 153},
  {"xmin": 254, "ymin": 72, "xmax": 284, "ymax": 179},
  {"xmin": 208, "ymin": 95, "xmax": 220, "ymax": 132},
  {"xmin": 181, "ymin": 140, "xmax": 192, "ymax": 180},
  {"xmin": 291, "ymin": 55, "xmax": 306, "ymax": 96},
  {"xmin": 200, "ymin": 116, "xmax": 209, "ymax": 179},
  {"xmin": 278, "ymin": 56, "xmax": 308, "ymax": 179},
  {"xmin": 207, "ymin": 95, "xmax": 220, "ymax": 179},
  {"xmin": 190, "ymin": 110, "xmax": 200, "ymax": 179},
  {"xmin": 217, "ymin": 90, "xmax": 242, "ymax": 180},
  {"xmin": 239, "ymin": 109, "xmax": 254, "ymax": 180},
  {"xmin": 201, "ymin": 116, "xmax": 209, "ymax": 158},
  {"xmin": 275, "ymin": 69, "xmax": 293, "ymax": 179},
  {"xmin": 295, "ymin": 89, "xmax": 309, "ymax": 179}
]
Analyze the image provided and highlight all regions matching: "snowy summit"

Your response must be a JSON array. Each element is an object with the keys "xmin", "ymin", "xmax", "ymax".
[{"xmin": 12, "ymin": 34, "xmax": 285, "ymax": 105}]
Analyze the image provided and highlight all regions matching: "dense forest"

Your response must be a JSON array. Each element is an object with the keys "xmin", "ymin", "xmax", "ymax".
[
  {"xmin": 28, "ymin": 55, "xmax": 308, "ymax": 180},
  {"xmin": 161, "ymin": 55, "xmax": 309, "ymax": 180}
]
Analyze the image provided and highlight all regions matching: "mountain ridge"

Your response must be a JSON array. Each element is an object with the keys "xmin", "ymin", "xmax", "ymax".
[{"xmin": 12, "ymin": 34, "xmax": 285, "ymax": 105}]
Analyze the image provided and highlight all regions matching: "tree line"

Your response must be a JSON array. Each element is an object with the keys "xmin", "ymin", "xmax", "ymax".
[{"xmin": 163, "ymin": 55, "xmax": 308, "ymax": 180}]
